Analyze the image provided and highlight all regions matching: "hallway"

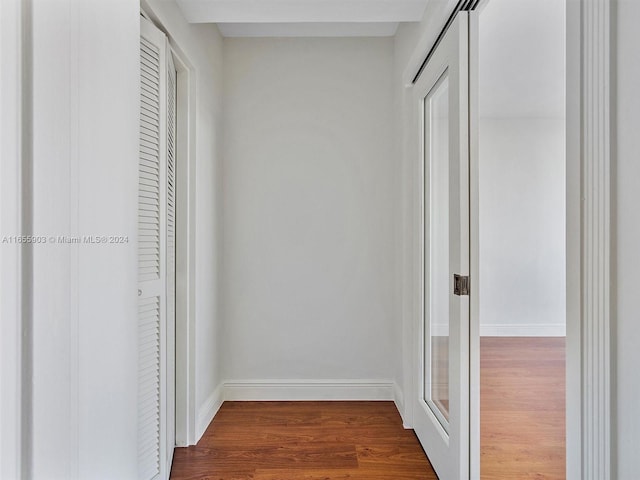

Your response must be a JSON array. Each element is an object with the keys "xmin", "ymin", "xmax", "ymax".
[{"xmin": 3, "ymin": 0, "xmax": 637, "ymax": 478}]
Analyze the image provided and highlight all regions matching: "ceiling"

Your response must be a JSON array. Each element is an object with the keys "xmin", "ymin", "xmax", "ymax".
[{"xmin": 175, "ymin": 0, "xmax": 430, "ymax": 37}]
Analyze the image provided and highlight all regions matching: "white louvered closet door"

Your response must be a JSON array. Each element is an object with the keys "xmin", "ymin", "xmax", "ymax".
[{"xmin": 139, "ymin": 16, "xmax": 173, "ymax": 480}]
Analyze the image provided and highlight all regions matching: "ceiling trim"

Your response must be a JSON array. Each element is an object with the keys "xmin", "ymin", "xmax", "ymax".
[{"xmin": 176, "ymin": 0, "xmax": 428, "ymax": 24}]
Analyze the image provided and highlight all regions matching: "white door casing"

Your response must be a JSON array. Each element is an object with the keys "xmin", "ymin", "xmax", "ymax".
[
  {"xmin": 412, "ymin": 12, "xmax": 470, "ymax": 480},
  {"xmin": 166, "ymin": 42, "xmax": 177, "ymax": 474}
]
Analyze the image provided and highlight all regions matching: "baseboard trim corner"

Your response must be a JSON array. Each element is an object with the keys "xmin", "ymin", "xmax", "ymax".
[
  {"xmin": 196, "ymin": 384, "xmax": 224, "ymax": 442},
  {"xmin": 392, "ymin": 381, "xmax": 406, "ymax": 421}
]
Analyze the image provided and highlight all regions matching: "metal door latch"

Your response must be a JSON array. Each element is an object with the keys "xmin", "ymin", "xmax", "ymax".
[{"xmin": 453, "ymin": 274, "xmax": 470, "ymax": 296}]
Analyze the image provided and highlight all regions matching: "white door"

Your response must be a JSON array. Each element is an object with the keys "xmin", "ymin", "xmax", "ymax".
[
  {"xmin": 138, "ymin": 15, "xmax": 176, "ymax": 480},
  {"xmin": 413, "ymin": 12, "xmax": 470, "ymax": 480}
]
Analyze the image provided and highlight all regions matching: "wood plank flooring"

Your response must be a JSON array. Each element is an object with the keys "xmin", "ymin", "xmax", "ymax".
[
  {"xmin": 170, "ymin": 401, "xmax": 437, "ymax": 479},
  {"xmin": 481, "ymin": 337, "xmax": 566, "ymax": 480},
  {"xmin": 170, "ymin": 337, "xmax": 565, "ymax": 479}
]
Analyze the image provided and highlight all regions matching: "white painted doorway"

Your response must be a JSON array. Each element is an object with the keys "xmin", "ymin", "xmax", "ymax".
[
  {"xmin": 138, "ymin": 15, "xmax": 177, "ymax": 480},
  {"xmin": 412, "ymin": 12, "xmax": 470, "ymax": 480},
  {"xmin": 472, "ymin": 0, "xmax": 567, "ymax": 477}
]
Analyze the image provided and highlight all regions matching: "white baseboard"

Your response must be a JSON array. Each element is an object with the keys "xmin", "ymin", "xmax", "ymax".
[
  {"xmin": 480, "ymin": 324, "xmax": 566, "ymax": 337},
  {"xmin": 222, "ymin": 379, "xmax": 396, "ymax": 401},
  {"xmin": 196, "ymin": 384, "xmax": 224, "ymax": 442},
  {"xmin": 393, "ymin": 382, "xmax": 410, "ymax": 429},
  {"xmin": 194, "ymin": 380, "xmax": 402, "ymax": 443}
]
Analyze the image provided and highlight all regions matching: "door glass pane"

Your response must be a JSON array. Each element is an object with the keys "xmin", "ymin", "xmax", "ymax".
[{"xmin": 425, "ymin": 74, "xmax": 450, "ymax": 425}]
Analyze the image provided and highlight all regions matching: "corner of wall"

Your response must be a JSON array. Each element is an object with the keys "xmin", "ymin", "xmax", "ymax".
[
  {"xmin": 196, "ymin": 383, "xmax": 224, "ymax": 442},
  {"xmin": 393, "ymin": 382, "xmax": 410, "ymax": 428}
]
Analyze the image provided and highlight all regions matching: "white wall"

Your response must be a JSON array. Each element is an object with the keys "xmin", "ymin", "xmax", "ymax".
[
  {"xmin": 144, "ymin": 0, "xmax": 226, "ymax": 442},
  {"xmin": 30, "ymin": 0, "xmax": 139, "ymax": 477},
  {"xmin": 478, "ymin": 118, "xmax": 566, "ymax": 336},
  {"xmin": 614, "ymin": 0, "xmax": 640, "ymax": 476},
  {"xmin": 478, "ymin": 0, "xmax": 566, "ymax": 119},
  {"xmin": 477, "ymin": 0, "xmax": 566, "ymax": 337},
  {"xmin": 222, "ymin": 37, "xmax": 397, "ymax": 386}
]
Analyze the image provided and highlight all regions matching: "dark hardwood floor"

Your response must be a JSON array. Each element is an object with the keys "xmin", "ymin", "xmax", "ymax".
[
  {"xmin": 170, "ymin": 401, "xmax": 437, "ymax": 479},
  {"xmin": 481, "ymin": 337, "xmax": 566, "ymax": 480},
  {"xmin": 170, "ymin": 337, "xmax": 565, "ymax": 480}
]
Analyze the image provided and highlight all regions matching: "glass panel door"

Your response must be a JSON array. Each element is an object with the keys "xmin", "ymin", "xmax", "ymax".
[
  {"xmin": 412, "ymin": 12, "xmax": 470, "ymax": 480},
  {"xmin": 424, "ymin": 74, "xmax": 451, "ymax": 428}
]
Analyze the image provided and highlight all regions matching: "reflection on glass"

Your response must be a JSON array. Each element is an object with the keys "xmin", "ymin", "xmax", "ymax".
[{"xmin": 424, "ymin": 74, "xmax": 450, "ymax": 425}]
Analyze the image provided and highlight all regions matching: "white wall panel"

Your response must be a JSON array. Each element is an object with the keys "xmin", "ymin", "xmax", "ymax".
[{"xmin": 222, "ymin": 37, "xmax": 396, "ymax": 383}]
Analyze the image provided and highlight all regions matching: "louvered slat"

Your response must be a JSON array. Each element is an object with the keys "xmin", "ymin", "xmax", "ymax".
[
  {"xmin": 139, "ymin": 37, "xmax": 161, "ymax": 284},
  {"xmin": 137, "ymin": 295, "xmax": 160, "ymax": 480},
  {"xmin": 166, "ymin": 51, "xmax": 176, "ymax": 332},
  {"xmin": 138, "ymin": 33, "xmax": 162, "ymax": 480}
]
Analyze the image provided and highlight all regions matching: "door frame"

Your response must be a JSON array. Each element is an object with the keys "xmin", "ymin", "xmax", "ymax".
[
  {"xmin": 0, "ymin": 0, "xmax": 30, "ymax": 477},
  {"xmin": 400, "ymin": 0, "xmax": 613, "ymax": 478},
  {"xmin": 141, "ymin": 2, "xmax": 199, "ymax": 448},
  {"xmin": 565, "ymin": 0, "xmax": 613, "ymax": 478}
]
